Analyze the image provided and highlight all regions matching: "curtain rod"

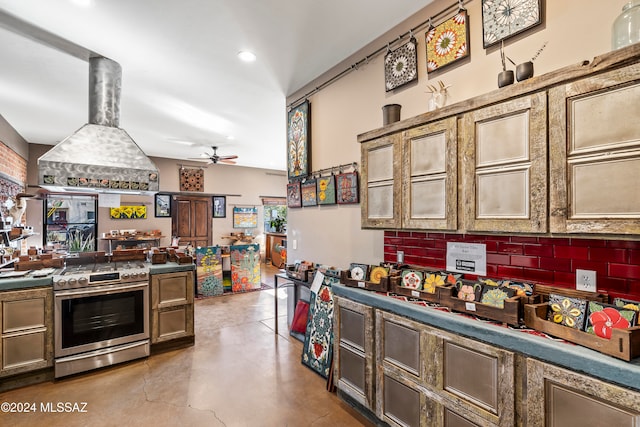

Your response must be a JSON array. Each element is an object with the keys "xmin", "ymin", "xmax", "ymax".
[
  {"xmin": 308, "ymin": 162, "xmax": 358, "ymax": 178},
  {"xmin": 287, "ymin": 0, "xmax": 471, "ymax": 110}
]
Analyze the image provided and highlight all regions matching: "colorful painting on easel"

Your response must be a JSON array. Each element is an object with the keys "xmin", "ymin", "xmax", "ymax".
[
  {"xmin": 230, "ymin": 244, "xmax": 261, "ymax": 292},
  {"xmin": 195, "ymin": 246, "xmax": 223, "ymax": 296},
  {"xmin": 302, "ymin": 272, "xmax": 336, "ymax": 378}
]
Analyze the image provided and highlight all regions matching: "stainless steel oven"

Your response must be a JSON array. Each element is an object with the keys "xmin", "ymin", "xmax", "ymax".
[{"xmin": 53, "ymin": 262, "xmax": 150, "ymax": 378}]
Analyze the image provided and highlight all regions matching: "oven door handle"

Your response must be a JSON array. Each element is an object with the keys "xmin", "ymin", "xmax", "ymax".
[
  {"xmin": 55, "ymin": 340, "xmax": 149, "ymax": 363},
  {"xmin": 54, "ymin": 282, "xmax": 148, "ymax": 298}
]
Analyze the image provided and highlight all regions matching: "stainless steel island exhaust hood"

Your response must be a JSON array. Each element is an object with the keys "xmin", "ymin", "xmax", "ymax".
[{"xmin": 38, "ymin": 57, "xmax": 159, "ymax": 194}]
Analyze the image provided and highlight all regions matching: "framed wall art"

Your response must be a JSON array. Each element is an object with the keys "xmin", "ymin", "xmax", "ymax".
[
  {"xmin": 179, "ymin": 167, "xmax": 204, "ymax": 192},
  {"xmin": 287, "ymin": 181, "xmax": 302, "ymax": 208},
  {"xmin": 110, "ymin": 205, "xmax": 147, "ymax": 219},
  {"xmin": 316, "ymin": 175, "xmax": 336, "ymax": 205},
  {"xmin": 336, "ymin": 171, "xmax": 359, "ymax": 204},
  {"xmin": 482, "ymin": 0, "xmax": 543, "ymax": 48},
  {"xmin": 287, "ymin": 101, "xmax": 311, "ymax": 180},
  {"xmin": 154, "ymin": 194, "xmax": 171, "ymax": 217},
  {"xmin": 426, "ymin": 9, "xmax": 470, "ymax": 73},
  {"xmin": 384, "ymin": 37, "xmax": 418, "ymax": 92},
  {"xmin": 301, "ymin": 179, "xmax": 317, "ymax": 207},
  {"xmin": 213, "ymin": 195, "xmax": 226, "ymax": 218},
  {"xmin": 233, "ymin": 206, "xmax": 258, "ymax": 228}
]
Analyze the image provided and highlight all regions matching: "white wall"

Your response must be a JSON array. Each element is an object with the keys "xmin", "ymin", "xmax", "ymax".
[{"xmin": 285, "ymin": 0, "xmax": 623, "ymax": 269}]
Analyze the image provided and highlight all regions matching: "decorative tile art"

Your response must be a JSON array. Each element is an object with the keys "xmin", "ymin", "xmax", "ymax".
[
  {"xmin": 287, "ymin": 181, "xmax": 302, "ymax": 208},
  {"xmin": 585, "ymin": 301, "xmax": 637, "ymax": 339},
  {"xmin": 179, "ymin": 167, "xmax": 204, "ymax": 192},
  {"xmin": 547, "ymin": 294, "xmax": 587, "ymax": 329},
  {"xmin": 455, "ymin": 281, "xmax": 482, "ymax": 302},
  {"xmin": 480, "ymin": 284, "xmax": 515, "ymax": 308},
  {"xmin": 384, "ymin": 37, "xmax": 418, "ymax": 92},
  {"xmin": 423, "ymin": 271, "xmax": 460, "ymax": 294},
  {"xmin": 613, "ymin": 297, "xmax": 640, "ymax": 314},
  {"xmin": 287, "ymin": 100, "xmax": 311, "ymax": 179},
  {"xmin": 336, "ymin": 172, "xmax": 359, "ymax": 204},
  {"xmin": 481, "ymin": 0, "xmax": 543, "ymax": 48},
  {"xmin": 369, "ymin": 266, "xmax": 390, "ymax": 285},
  {"xmin": 195, "ymin": 246, "xmax": 223, "ymax": 296},
  {"xmin": 426, "ymin": 9, "xmax": 470, "ymax": 73},
  {"xmin": 316, "ymin": 175, "xmax": 336, "ymax": 205},
  {"xmin": 349, "ymin": 263, "xmax": 369, "ymax": 281},
  {"xmin": 229, "ymin": 244, "xmax": 261, "ymax": 292},
  {"xmin": 302, "ymin": 273, "xmax": 337, "ymax": 378},
  {"xmin": 109, "ymin": 205, "xmax": 146, "ymax": 219},
  {"xmin": 401, "ymin": 270, "xmax": 424, "ymax": 290},
  {"xmin": 301, "ymin": 179, "xmax": 317, "ymax": 207}
]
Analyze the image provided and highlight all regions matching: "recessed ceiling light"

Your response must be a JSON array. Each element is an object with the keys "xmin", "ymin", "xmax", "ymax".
[
  {"xmin": 226, "ymin": 135, "xmax": 235, "ymax": 140},
  {"xmin": 237, "ymin": 51, "xmax": 256, "ymax": 62}
]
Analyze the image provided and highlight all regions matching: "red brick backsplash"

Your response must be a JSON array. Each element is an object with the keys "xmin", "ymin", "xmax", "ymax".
[{"xmin": 384, "ymin": 231, "xmax": 640, "ymax": 301}]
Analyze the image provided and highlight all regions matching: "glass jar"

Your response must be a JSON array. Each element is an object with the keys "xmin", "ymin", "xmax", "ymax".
[{"xmin": 612, "ymin": 0, "xmax": 640, "ymax": 50}]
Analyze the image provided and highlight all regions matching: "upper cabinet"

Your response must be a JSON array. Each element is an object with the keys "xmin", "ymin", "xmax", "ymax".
[
  {"xmin": 361, "ymin": 117, "xmax": 457, "ymax": 230},
  {"xmin": 361, "ymin": 134, "xmax": 402, "ymax": 229},
  {"xmin": 549, "ymin": 62, "xmax": 640, "ymax": 234},
  {"xmin": 358, "ymin": 45, "xmax": 640, "ymax": 236},
  {"xmin": 402, "ymin": 117, "xmax": 458, "ymax": 230},
  {"xmin": 461, "ymin": 93, "xmax": 547, "ymax": 233}
]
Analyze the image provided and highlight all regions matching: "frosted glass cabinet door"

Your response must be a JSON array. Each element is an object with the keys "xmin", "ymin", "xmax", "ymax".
[
  {"xmin": 461, "ymin": 93, "xmax": 547, "ymax": 233},
  {"xmin": 402, "ymin": 117, "xmax": 457, "ymax": 230},
  {"xmin": 361, "ymin": 134, "xmax": 402, "ymax": 228},
  {"xmin": 549, "ymin": 62, "xmax": 640, "ymax": 234}
]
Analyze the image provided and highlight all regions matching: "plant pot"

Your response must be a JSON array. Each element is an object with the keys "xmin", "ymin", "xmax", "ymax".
[
  {"xmin": 382, "ymin": 104, "xmax": 401, "ymax": 125},
  {"xmin": 497, "ymin": 70, "xmax": 514, "ymax": 88},
  {"xmin": 516, "ymin": 61, "xmax": 534, "ymax": 81}
]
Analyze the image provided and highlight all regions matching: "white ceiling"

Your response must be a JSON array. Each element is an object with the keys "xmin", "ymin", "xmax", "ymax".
[{"xmin": 0, "ymin": 0, "xmax": 430, "ymax": 170}]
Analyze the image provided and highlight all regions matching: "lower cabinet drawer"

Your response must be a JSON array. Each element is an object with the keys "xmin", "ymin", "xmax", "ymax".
[
  {"xmin": 2, "ymin": 330, "xmax": 47, "ymax": 370},
  {"xmin": 152, "ymin": 305, "xmax": 194, "ymax": 343},
  {"xmin": 383, "ymin": 374, "xmax": 421, "ymax": 427},
  {"xmin": 339, "ymin": 344, "xmax": 365, "ymax": 394}
]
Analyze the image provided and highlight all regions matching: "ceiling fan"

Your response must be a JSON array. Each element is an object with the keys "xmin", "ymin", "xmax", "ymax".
[{"xmin": 190, "ymin": 146, "xmax": 238, "ymax": 165}]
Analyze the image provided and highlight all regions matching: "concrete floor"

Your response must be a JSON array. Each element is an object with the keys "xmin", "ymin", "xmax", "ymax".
[{"xmin": 0, "ymin": 264, "xmax": 372, "ymax": 426}]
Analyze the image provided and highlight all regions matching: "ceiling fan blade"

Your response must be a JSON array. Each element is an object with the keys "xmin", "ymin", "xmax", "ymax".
[
  {"xmin": 219, "ymin": 159, "xmax": 236, "ymax": 164},
  {"xmin": 187, "ymin": 157, "xmax": 209, "ymax": 161},
  {"xmin": 219, "ymin": 155, "xmax": 238, "ymax": 160}
]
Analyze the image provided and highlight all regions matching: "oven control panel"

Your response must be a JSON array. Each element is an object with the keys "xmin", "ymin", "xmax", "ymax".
[{"xmin": 53, "ymin": 267, "xmax": 149, "ymax": 290}]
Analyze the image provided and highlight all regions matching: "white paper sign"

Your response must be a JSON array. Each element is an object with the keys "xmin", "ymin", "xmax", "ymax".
[
  {"xmin": 357, "ymin": 281, "xmax": 365, "ymax": 288},
  {"xmin": 98, "ymin": 193, "xmax": 121, "ymax": 207},
  {"xmin": 310, "ymin": 271, "xmax": 325, "ymax": 294},
  {"xmin": 465, "ymin": 302, "xmax": 477, "ymax": 312},
  {"xmin": 446, "ymin": 242, "xmax": 487, "ymax": 276}
]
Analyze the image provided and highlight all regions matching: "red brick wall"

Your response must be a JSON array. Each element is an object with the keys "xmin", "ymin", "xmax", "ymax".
[
  {"xmin": 384, "ymin": 231, "xmax": 640, "ymax": 301},
  {"xmin": 0, "ymin": 141, "xmax": 27, "ymax": 183}
]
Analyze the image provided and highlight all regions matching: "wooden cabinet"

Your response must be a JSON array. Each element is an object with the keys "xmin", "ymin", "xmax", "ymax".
[
  {"xmin": 0, "ymin": 287, "xmax": 53, "ymax": 377},
  {"xmin": 461, "ymin": 93, "xmax": 548, "ymax": 233},
  {"xmin": 526, "ymin": 359, "xmax": 640, "ymax": 426},
  {"xmin": 150, "ymin": 271, "xmax": 194, "ymax": 344},
  {"xmin": 361, "ymin": 133, "xmax": 402, "ymax": 228},
  {"xmin": 402, "ymin": 117, "xmax": 458, "ymax": 230},
  {"xmin": 374, "ymin": 310, "xmax": 514, "ymax": 427},
  {"xmin": 361, "ymin": 116, "xmax": 457, "ymax": 230},
  {"xmin": 549, "ymin": 62, "xmax": 640, "ymax": 234},
  {"xmin": 334, "ymin": 296, "xmax": 375, "ymax": 410}
]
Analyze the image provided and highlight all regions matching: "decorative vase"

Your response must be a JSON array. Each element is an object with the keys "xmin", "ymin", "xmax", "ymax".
[
  {"xmin": 497, "ymin": 70, "xmax": 514, "ymax": 88},
  {"xmin": 382, "ymin": 104, "xmax": 401, "ymax": 125},
  {"xmin": 516, "ymin": 61, "xmax": 534, "ymax": 81},
  {"xmin": 612, "ymin": 0, "xmax": 640, "ymax": 50}
]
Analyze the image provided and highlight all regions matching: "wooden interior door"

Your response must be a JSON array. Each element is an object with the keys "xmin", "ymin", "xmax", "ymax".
[{"xmin": 172, "ymin": 195, "xmax": 211, "ymax": 248}]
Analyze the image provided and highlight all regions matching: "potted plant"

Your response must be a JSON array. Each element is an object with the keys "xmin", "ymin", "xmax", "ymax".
[{"xmin": 269, "ymin": 216, "xmax": 286, "ymax": 233}]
